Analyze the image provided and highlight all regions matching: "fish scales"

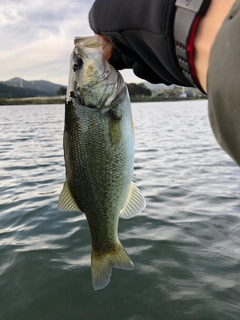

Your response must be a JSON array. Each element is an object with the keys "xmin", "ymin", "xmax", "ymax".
[
  {"xmin": 65, "ymin": 98, "xmax": 134, "ymax": 249},
  {"xmin": 58, "ymin": 36, "xmax": 146, "ymax": 290}
]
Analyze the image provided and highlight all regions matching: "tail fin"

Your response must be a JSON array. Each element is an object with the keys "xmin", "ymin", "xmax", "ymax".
[{"xmin": 91, "ymin": 242, "xmax": 134, "ymax": 291}]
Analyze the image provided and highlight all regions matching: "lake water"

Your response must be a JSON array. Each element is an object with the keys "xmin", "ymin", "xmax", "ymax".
[{"xmin": 1, "ymin": 101, "xmax": 240, "ymax": 320}]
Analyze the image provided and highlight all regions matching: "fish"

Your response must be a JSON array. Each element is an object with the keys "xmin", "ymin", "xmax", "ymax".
[{"xmin": 58, "ymin": 36, "xmax": 146, "ymax": 291}]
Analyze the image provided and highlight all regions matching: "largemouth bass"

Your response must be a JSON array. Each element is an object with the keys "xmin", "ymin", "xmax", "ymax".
[{"xmin": 58, "ymin": 36, "xmax": 146, "ymax": 291}]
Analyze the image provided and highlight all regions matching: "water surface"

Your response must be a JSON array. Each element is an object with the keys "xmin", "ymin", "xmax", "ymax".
[{"xmin": 1, "ymin": 101, "xmax": 240, "ymax": 320}]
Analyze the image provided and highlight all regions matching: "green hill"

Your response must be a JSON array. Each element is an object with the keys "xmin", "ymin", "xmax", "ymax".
[
  {"xmin": 0, "ymin": 82, "xmax": 52, "ymax": 98},
  {"xmin": 0, "ymin": 77, "xmax": 66, "ymax": 98}
]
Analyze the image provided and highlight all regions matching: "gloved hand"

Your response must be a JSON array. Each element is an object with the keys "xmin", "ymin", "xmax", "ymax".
[{"xmin": 89, "ymin": 0, "xmax": 192, "ymax": 86}]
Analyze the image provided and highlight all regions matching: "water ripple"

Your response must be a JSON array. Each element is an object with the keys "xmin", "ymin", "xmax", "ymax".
[{"xmin": 1, "ymin": 102, "xmax": 240, "ymax": 320}]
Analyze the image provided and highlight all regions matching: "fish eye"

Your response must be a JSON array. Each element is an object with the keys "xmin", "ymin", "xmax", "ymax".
[{"xmin": 73, "ymin": 56, "xmax": 83, "ymax": 72}]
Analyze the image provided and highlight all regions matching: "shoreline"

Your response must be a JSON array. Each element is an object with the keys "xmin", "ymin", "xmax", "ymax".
[
  {"xmin": 0, "ymin": 97, "xmax": 66, "ymax": 105},
  {"xmin": 0, "ymin": 96, "xmax": 207, "ymax": 106}
]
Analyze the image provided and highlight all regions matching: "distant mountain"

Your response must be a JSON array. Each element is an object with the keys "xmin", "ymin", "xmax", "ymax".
[
  {"xmin": 0, "ymin": 77, "xmax": 66, "ymax": 97},
  {"xmin": 0, "ymin": 82, "xmax": 53, "ymax": 99}
]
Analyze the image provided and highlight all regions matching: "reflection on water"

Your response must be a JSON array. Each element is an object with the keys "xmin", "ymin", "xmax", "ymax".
[{"xmin": 1, "ymin": 101, "xmax": 240, "ymax": 320}]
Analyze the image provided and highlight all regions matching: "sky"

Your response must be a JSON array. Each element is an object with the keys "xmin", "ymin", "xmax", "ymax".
[{"xmin": 0, "ymin": 0, "xmax": 140, "ymax": 86}]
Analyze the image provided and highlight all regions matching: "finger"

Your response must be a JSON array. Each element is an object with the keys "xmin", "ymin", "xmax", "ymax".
[{"xmin": 95, "ymin": 34, "xmax": 113, "ymax": 61}]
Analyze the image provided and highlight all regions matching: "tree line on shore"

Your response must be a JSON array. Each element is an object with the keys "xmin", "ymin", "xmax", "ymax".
[
  {"xmin": 56, "ymin": 83, "xmax": 152, "ymax": 97},
  {"xmin": 57, "ymin": 83, "xmax": 205, "ymax": 99},
  {"xmin": 0, "ymin": 82, "xmax": 206, "ymax": 105}
]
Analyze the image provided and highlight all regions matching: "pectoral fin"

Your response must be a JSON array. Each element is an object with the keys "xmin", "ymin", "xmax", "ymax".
[
  {"xmin": 58, "ymin": 181, "xmax": 80, "ymax": 211},
  {"xmin": 120, "ymin": 182, "xmax": 146, "ymax": 219}
]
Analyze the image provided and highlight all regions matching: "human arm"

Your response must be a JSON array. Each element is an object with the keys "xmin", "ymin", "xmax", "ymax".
[
  {"xmin": 89, "ymin": 0, "xmax": 192, "ymax": 86},
  {"xmin": 194, "ymin": 0, "xmax": 236, "ymax": 92},
  {"xmin": 90, "ymin": 0, "xmax": 240, "ymax": 166},
  {"xmin": 194, "ymin": 0, "xmax": 240, "ymax": 166},
  {"xmin": 90, "ymin": 0, "xmax": 236, "ymax": 92},
  {"xmin": 204, "ymin": 0, "xmax": 240, "ymax": 166}
]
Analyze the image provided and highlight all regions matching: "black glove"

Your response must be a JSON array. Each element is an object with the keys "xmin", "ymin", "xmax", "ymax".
[{"xmin": 89, "ymin": 0, "xmax": 192, "ymax": 86}]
